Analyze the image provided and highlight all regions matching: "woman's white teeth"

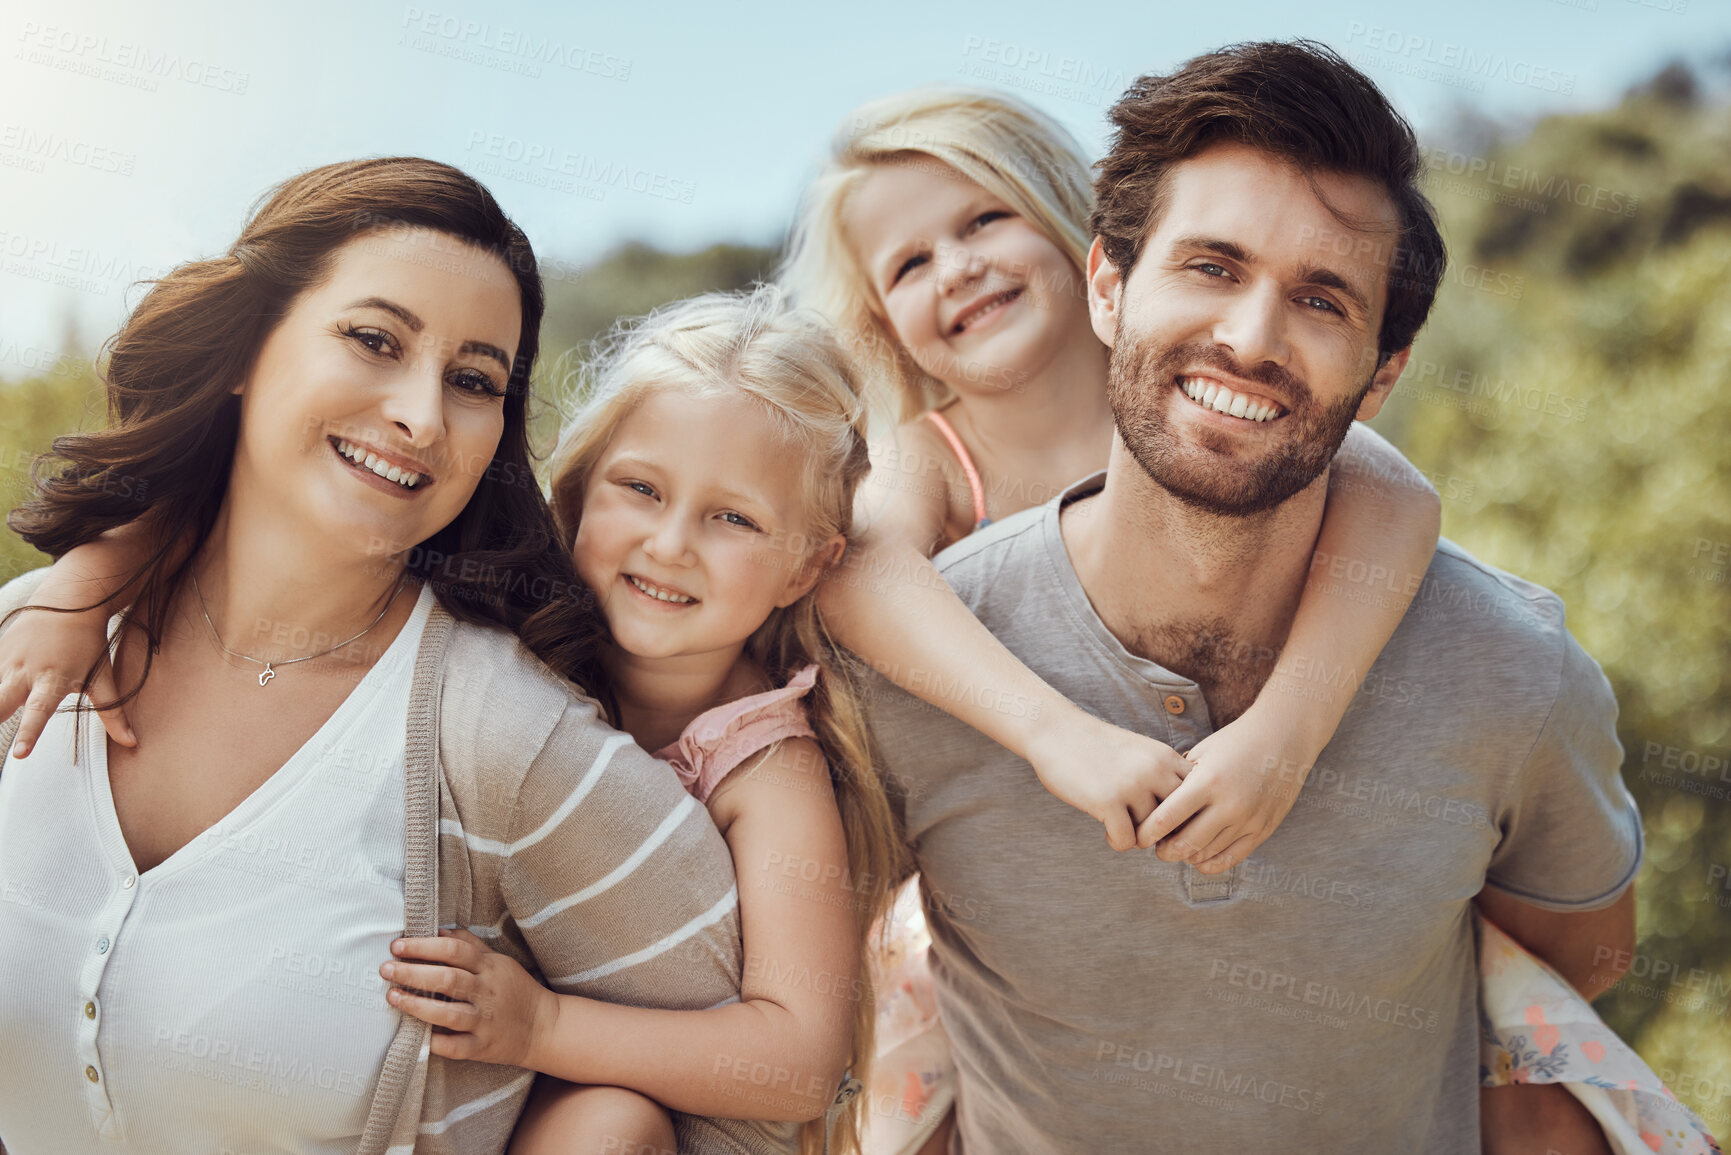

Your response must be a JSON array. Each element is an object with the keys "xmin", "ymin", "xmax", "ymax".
[
  {"xmin": 1180, "ymin": 378, "xmax": 1281, "ymax": 423},
  {"xmin": 335, "ymin": 439, "xmax": 424, "ymax": 489},
  {"xmin": 628, "ymin": 575, "xmax": 695, "ymax": 604}
]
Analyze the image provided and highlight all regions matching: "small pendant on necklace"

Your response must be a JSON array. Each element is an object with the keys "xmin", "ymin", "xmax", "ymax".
[{"xmin": 259, "ymin": 664, "xmax": 276, "ymax": 687}]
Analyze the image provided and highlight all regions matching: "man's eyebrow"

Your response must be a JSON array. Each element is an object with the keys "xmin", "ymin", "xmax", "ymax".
[
  {"xmin": 1170, "ymin": 236, "xmax": 1371, "ymax": 314},
  {"xmin": 1171, "ymin": 235, "xmax": 1252, "ymax": 265},
  {"xmin": 350, "ymin": 297, "xmax": 511, "ymax": 369}
]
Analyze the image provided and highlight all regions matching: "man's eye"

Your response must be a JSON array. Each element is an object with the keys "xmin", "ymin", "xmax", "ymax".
[
  {"xmin": 1192, "ymin": 262, "xmax": 1230, "ymax": 278},
  {"xmin": 1300, "ymin": 296, "xmax": 1341, "ymax": 315}
]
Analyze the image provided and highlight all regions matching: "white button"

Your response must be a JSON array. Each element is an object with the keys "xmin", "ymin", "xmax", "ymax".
[
  {"xmin": 95, "ymin": 937, "xmax": 110, "ymax": 954},
  {"xmin": 122, "ymin": 875, "xmax": 136, "ymax": 889}
]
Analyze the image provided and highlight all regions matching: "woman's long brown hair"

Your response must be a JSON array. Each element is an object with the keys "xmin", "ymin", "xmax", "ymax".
[{"xmin": 6, "ymin": 156, "xmax": 606, "ymax": 697}]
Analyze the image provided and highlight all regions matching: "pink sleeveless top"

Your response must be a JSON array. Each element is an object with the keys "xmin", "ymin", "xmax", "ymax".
[{"xmin": 653, "ymin": 665, "xmax": 820, "ymax": 804}]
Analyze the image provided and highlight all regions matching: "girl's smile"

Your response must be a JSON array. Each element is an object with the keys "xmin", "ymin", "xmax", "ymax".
[
  {"xmin": 574, "ymin": 388, "xmax": 838, "ymax": 665},
  {"xmin": 843, "ymin": 158, "xmax": 1089, "ymax": 397}
]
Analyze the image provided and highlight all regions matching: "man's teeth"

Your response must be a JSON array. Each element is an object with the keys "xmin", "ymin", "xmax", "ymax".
[
  {"xmin": 1179, "ymin": 378, "xmax": 1282, "ymax": 423},
  {"xmin": 334, "ymin": 438, "xmax": 425, "ymax": 489},
  {"xmin": 627, "ymin": 575, "xmax": 696, "ymax": 604}
]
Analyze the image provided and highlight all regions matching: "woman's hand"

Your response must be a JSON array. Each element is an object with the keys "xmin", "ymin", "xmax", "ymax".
[
  {"xmin": 381, "ymin": 928, "xmax": 563, "ymax": 1068},
  {"xmin": 0, "ymin": 595, "xmax": 132, "ymax": 759},
  {"xmin": 1024, "ymin": 711, "xmax": 1190, "ymax": 851},
  {"xmin": 1136, "ymin": 702, "xmax": 1316, "ymax": 873}
]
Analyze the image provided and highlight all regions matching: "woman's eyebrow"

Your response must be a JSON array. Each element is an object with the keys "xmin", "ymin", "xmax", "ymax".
[
  {"xmin": 348, "ymin": 296, "xmax": 423, "ymax": 330},
  {"xmin": 461, "ymin": 341, "xmax": 511, "ymax": 371},
  {"xmin": 348, "ymin": 296, "xmax": 510, "ymax": 369}
]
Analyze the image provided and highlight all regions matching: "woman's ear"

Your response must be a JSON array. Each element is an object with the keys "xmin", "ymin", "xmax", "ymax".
[{"xmin": 777, "ymin": 533, "xmax": 847, "ymax": 608}]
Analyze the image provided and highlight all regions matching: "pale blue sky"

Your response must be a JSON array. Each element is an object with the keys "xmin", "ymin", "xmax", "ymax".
[{"xmin": 1, "ymin": 0, "xmax": 1723, "ymax": 360}]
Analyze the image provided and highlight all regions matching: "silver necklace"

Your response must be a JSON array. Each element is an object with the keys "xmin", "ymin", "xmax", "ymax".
[{"xmin": 190, "ymin": 569, "xmax": 407, "ymax": 687}]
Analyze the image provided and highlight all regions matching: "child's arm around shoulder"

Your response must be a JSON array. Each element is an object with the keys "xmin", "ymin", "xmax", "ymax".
[
  {"xmin": 819, "ymin": 423, "xmax": 1188, "ymax": 851},
  {"xmin": 0, "ymin": 521, "xmax": 160, "ymax": 756},
  {"xmin": 1142, "ymin": 422, "xmax": 1441, "ymax": 871}
]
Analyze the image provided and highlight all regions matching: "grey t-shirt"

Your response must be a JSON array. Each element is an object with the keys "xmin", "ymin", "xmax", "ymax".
[{"xmin": 863, "ymin": 471, "xmax": 1642, "ymax": 1154}]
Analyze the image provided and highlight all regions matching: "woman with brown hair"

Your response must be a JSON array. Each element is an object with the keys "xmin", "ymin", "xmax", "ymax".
[{"xmin": 0, "ymin": 158, "xmax": 763, "ymax": 1155}]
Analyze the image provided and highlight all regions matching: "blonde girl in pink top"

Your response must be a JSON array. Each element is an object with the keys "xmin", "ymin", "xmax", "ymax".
[{"xmin": 382, "ymin": 286, "xmax": 899, "ymax": 1155}]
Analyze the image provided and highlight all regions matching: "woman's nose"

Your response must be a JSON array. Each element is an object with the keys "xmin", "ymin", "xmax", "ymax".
[{"xmin": 377, "ymin": 361, "xmax": 447, "ymax": 448}]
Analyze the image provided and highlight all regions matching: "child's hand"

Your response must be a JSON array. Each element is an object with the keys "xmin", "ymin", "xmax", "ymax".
[
  {"xmin": 1025, "ymin": 712, "xmax": 1190, "ymax": 851},
  {"xmin": 0, "ymin": 596, "xmax": 132, "ymax": 759},
  {"xmin": 381, "ymin": 928, "xmax": 560, "ymax": 1067},
  {"xmin": 1136, "ymin": 707, "xmax": 1316, "ymax": 874}
]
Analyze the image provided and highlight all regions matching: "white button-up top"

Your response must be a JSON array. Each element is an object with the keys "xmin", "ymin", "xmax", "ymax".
[{"xmin": 0, "ymin": 585, "xmax": 433, "ymax": 1153}]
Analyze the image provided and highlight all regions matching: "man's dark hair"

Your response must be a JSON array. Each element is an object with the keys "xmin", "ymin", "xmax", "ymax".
[{"xmin": 1091, "ymin": 39, "xmax": 1447, "ymax": 359}]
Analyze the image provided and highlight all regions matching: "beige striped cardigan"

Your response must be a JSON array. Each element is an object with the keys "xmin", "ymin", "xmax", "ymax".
[{"xmin": 0, "ymin": 569, "xmax": 800, "ymax": 1155}]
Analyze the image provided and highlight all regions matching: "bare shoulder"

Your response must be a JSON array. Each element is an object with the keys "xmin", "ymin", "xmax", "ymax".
[
  {"xmin": 860, "ymin": 415, "xmax": 973, "ymax": 553},
  {"xmin": 706, "ymin": 735, "xmax": 833, "ymax": 835}
]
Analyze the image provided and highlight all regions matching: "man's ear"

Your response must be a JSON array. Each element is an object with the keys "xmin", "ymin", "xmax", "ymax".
[
  {"xmin": 1356, "ymin": 346, "xmax": 1410, "ymax": 421},
  {"xmin": 1086, "ymin": 237, "xmax": 1122, "ymax": 348},
  {"xmin": 778, "ymin": 533, "xmax": 847, "ymax": 608}
]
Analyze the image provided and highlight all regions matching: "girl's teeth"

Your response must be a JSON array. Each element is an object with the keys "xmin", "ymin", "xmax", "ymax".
[{"xmin": 629, "ymin": 575, "xmax": 694, "ymax": 604}]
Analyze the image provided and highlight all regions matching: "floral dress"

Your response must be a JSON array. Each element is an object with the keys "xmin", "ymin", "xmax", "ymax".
[{"xmin": 1478, "ymin": 909, "xmax": 1721, "ymax": 1154}]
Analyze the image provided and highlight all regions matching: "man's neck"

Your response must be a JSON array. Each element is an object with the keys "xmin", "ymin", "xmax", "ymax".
[{"xmin": 1061, "ymin": 435, "xmax": 1329, "ymax": 723}]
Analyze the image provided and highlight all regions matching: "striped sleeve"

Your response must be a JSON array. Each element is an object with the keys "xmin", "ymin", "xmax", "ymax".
[{"xmin": 501, "ymin": 699, "xmax": 743, "ymax": 1008}]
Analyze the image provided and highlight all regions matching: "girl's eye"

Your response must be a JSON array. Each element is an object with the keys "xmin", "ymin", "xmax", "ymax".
[
  {"xmin": 890, "ymin": 250, "xmax": 929, "ymax": 287},
  {"xmin": 624, "ymin": 480, "xmax": 657, "ymax": 498},
  {"xmin": 342, "ymin": 324, "xmax": 398, "ymax": 355},
  {"xmin": 449, "ymin": 367, "xmax": 507, "ymax": 398},
  {"xmin": 719, "ymin": 511, "xmax": 758, "ymax": 530},
  {"xmin": 970, "ymin": 210, "xmax": 1010, "ymax": 232}
]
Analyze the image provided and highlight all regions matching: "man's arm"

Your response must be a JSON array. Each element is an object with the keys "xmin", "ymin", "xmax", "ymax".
[{"xmin": 1474, "ymin": 884, "xmax": 1636, "ymax": 1000}]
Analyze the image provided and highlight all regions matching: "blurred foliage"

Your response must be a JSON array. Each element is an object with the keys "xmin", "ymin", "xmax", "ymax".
[
  {"xmin": 2, "ymin": 60, "xmax": 1728, "ymax": 1132},
  {"xmin": 0, "ymin": 370, "xmax": 106, "ymax": 584},
  {"xmin": 530, "ymin": 241, "xmax": 776, "ymax": 448},
  {"xmin": 1379, "ymin": 65, "xmax": 1731, "ymax": 1129}
]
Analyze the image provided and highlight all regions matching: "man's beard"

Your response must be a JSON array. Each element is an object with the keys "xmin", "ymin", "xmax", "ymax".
[{"xmin": 1107, "ymin": 333, "xmax": 1375, "ymax": 517}]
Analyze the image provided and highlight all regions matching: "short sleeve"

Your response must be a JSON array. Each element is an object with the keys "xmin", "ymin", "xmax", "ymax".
[{"xmin": 1484, "ymin": 632, "xmax": 1643, "ymax": 911}]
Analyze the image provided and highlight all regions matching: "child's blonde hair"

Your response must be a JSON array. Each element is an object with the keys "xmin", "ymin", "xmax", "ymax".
[
  {"xmin": 548, "ymin": 285, "xmax": 902, "ymax": 1155},
  {"xmin": 781, "ymin": 86, "xmax": 1096, "ymax": 423}
]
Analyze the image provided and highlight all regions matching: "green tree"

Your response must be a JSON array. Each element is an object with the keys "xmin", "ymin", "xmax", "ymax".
[{"xmin": 1382, "ymin": 67, "xmax": 1731, "ymax": 1132}]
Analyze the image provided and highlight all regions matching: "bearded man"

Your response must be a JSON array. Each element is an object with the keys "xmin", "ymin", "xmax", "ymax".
[{"xmin": 862, "ymin": 40, "xmax": 1641, "ymax": 1153}]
